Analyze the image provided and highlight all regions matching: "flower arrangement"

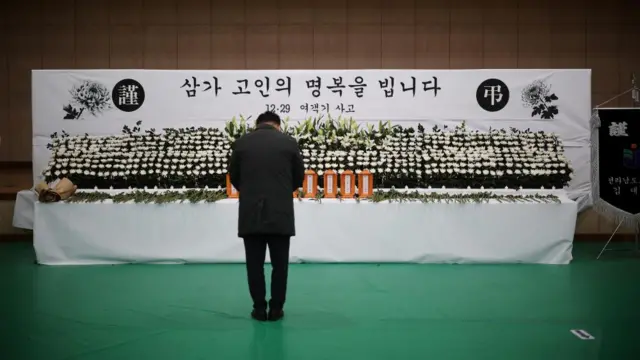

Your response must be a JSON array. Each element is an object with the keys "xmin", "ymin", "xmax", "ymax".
[
  {"xmin": 46, "ymin": 121, "xmax": 229, "ymax": 189},
  {"xmin": 43, "ymin": 117, "xmax": 573, "ymax": 190}
]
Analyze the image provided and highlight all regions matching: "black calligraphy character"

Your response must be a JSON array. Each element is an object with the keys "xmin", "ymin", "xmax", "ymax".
[
  {"xmin": 112, "ymin": 79, "xmax": 145, "ymax": 112},
  {"xmin": 422, "ymin": 76, "xmax": 441, "ymax": 96},
  {"xmin": 255, "ymin": 77, "xmax": 270, "ymax": 97},
  {"xmin": 348, "ymin": 76, "xmax": 367, "ymax": 98},
  {"xmin": 401, "ymin": 76, "xmax": 416, "ymax": 96},
  {"xmin": 232, "ymin": 79, "xmax": 251, "ymax": 95},
  {"xmin": 379, "ymin": 77, "xmax": 395, "ymax": 98},
  {"xmin": 202, "ymin": 77, "xmax": 222, "ymax": 96},
  {"xmin": 181, "ymin": 76, "xmax": 200, "ymax": 97},
  {"xmin": 275, "ymin": 77, "xmax": 292, "ymax": 97},
  {"xmin": 306, "ymin": 77, "xmax": 321, "ymax": 97},
  {"xmin": 327, "ymin": 77, "xmax": 346, "ymax": 97}
]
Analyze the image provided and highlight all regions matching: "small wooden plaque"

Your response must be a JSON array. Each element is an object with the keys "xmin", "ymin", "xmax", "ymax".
[
  {"xmin": 302, "ymin": 170, "xmax": 318, "ymax": 198},
  {"xmin": 340, "ymin": 170, "xmax": 356, "ymax": 198},
  {"xmin": 323, "ymin": 170, "xmax": 337, "ymax": 198},
  {"xmin": 358, "ymin": 169, "xmax": 374, "ymax": 198},
  {"xmin": 226, "ymin": 173, "xmax": 239, "ymax": 198}
]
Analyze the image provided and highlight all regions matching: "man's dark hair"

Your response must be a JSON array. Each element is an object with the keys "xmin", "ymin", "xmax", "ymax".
[{"xmin": 255, "ymin": 111, "xmax": 281, "ymax": 126}]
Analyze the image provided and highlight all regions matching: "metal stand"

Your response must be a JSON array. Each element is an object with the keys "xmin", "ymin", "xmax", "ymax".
[
  {"xmin": 597, "ymin": 221, "xmax": 623, "ymax": 259},
  {"xmin": 596, "ymin": 221, "xmax": 640, "ymax": 260}
]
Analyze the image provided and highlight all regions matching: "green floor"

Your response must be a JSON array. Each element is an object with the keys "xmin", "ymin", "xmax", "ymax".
[{"xmin": 1, "ymin": 242, "xmax": 639, "ymax": 360}]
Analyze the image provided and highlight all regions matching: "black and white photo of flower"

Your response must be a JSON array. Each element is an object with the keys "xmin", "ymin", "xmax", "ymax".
[
  {"xmin": 63, "ymin": 80, "xmax": 112, "ymax": 119},
  {"xmin": 521, "ymin": 80, "xmax": 559, "ymax": 120}
]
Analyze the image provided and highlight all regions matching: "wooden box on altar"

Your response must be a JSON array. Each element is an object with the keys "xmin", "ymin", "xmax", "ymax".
[
  {"xmin": 358, "ymin": 169, "xmax": 374, "ymax": 198},
  {"xmin": 323, "ymin": 170, "xmax": 337, "ymax": 198},
  {"xmin": 226, "ymin": 173, "xmax": 239, "ymax": 198},
  {"xmin": 340, "ymin": 170, "xmax": 356, "ymax": 198},
  {"xmin": 302, "ymin": 170, "xmax": 318, "ymax": 198}
]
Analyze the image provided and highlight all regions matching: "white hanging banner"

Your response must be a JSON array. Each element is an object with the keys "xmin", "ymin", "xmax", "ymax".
[
  {"xmin": 32, "ymin": 69, "xmax": 590, "ymax": 135},
  {"xmin": 31, "ymin": 69, "xmax": 591, "ymax": 208}
]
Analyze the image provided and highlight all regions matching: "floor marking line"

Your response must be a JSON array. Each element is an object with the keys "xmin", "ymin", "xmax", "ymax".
[{"xmin": 571, "ymin": 329, "xmax": 595, "ymax": 340}]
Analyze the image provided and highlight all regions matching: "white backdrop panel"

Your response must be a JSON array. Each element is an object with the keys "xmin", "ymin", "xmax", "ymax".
[{"xmin": 31, "ymin": 69, "xmax": 591, "ymax": 208}]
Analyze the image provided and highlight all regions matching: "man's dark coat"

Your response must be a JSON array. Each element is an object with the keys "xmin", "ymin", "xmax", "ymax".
[{"xmin": 229, "ymin": 124, "xmax": 305, "ymax": 237}]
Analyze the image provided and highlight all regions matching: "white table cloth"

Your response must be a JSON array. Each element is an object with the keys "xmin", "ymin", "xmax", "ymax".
[
  {"xmin": 33, "ymin": 189, "xmax": 578, "ymax": 265},
  {"xmin": 12, "ymin": 190, "xmax": 37, "ymax": 230}
]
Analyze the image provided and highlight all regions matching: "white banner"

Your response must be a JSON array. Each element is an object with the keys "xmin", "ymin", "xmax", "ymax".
[{"xmin": 31, "ymin": 69, "xmax": 592, "ymax": 208}]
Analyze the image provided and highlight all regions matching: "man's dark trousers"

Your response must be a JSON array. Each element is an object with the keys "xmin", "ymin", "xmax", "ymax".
[{"xmin": 243, "ymin": 235, "xmax": 291, "ymax": 310}]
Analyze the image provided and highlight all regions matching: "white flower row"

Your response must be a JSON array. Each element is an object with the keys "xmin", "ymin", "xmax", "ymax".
[
  {"xmin": 47, "ymin": 169, "xmax": 226, "ymax": 177},
  {"xmin": 44, "ymin": 125, "xmax": 571, "ymax": 187}
]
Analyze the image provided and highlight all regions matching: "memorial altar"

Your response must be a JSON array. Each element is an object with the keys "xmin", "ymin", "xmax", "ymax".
[
  {"xmin": 33, "ymin": 189, "xmax": 576, "ymax": 265},
  {"xmin": 16, "ymin": 69, "xmax": 591, "ymax": 265}
]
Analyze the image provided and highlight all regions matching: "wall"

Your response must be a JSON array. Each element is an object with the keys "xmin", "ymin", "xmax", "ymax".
[{"xmin": 0, "ymin": 0, "xmax": 639, "ymax": 234}]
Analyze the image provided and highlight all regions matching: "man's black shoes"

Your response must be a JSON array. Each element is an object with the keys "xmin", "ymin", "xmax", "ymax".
[
  {"xmin": 251, "ymin": 308, "xmax": 284, "ymax": 322},
  {"xmin": 251, "ymin": 309, "xmax": 267, "ymax": 321},
  {"xmin": 267, "ymin": 309, "xmax": 284, "ymax": 322}
]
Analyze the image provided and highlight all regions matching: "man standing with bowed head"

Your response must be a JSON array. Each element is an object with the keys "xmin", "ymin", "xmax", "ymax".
[{"xmin": 228, "ymin": 111, "xmax": 305, "ymax": 322}]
